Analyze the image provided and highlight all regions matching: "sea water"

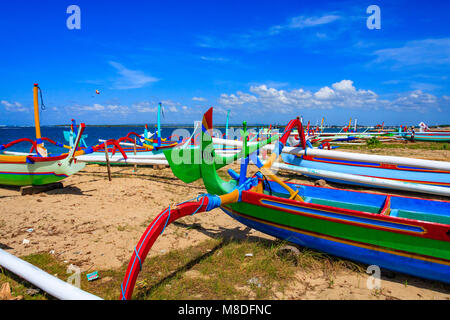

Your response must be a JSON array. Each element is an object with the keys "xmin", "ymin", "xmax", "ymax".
[{"xmin": 0, "ymin": 125, "xmax": 346, "ymax": 155}]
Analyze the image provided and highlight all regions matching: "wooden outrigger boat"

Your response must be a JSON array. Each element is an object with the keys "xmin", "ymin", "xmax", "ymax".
[
  {"xmin": 0, "ymin": 84, "xmax": 89, "ymax": 186},
  {"xmin": 74, "ymin": 110, "xmax": 255, "ymax": 165},
  {"xmin": 275, "ymin": 118, "xmax": 450, "ymax": 193},
  {"xmin": 119, "ymin": 108, "xmax": 450, "ymax": 299},
  {"xmin": 396, "ymin": 123, "xmax": 450, "ymax": 142},
  {"xmin": 0, "ymin": 84, "xmax": 130, "ymax": 186},
  {"xmin": 397, "ymin": 131, "xmax": 450, "ymax": 142},
  {"xmin": 0, "ymin": 145, "xmax": 87, "ymax": 186},
  {"xmin": 279, "ymin": 147, "xmax": 450, "ymax": 191}
]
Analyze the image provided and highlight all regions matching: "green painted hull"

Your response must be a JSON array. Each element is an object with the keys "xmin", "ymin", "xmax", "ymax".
[
  {"xmin": 217, "ymin": 180, "xmax": 450, "ymax": 283},
  {"xmin": 0, "ymin": 158, "xmax": 86, "ymax": 186},
  {"xmin": 228, "ymin": 195, "xmax": 449, "ymax": 261}
]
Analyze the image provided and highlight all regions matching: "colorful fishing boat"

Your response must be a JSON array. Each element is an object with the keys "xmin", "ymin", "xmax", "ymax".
[
  {"xmin": 276, "ymin": 119, "xmax": 450, "ymax": 192},
  {"xmin": 397, "ymin": 131, "xmax": 450, "ymax": 142},
  {"xmin": 0, "ymin": 85, "xmax": 88, "ymax": 186},
  {"xmin": 279, "ymin": 148, "xmax": 450, "ymax": 190},
  {"xmin": 0, "ymin": 138, "xmax": 86, "ymax": 186},
  {"xmin": 74, "ymin": 110, "xmax": 252, "ymax": 165},
  {"xmin": 396, "ymin": 123, "xmax": 450, "ymax": 142},
  {"xmin": 0, "ymin": 84, "xmax": 128, "ymax": 186},
  {"xmin": 119, "ymin": 109, "xmax": 450, "ymax": 299}
]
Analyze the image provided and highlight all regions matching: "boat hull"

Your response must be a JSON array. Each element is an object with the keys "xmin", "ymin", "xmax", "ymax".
[
  {"xmin": 222, "ymin": 206, "xmax": 450, "ymax": 283},
  {"xmin": 0, "ymin": 158, "xmax": 85, "ymax": 186},
  {"xmin": 281, "ymin": 153, "xmax": 450, "ymax": 188},
  {"xmin": 221, "ymin": 183, "xmax": 450, "ymax": 283},
  {"xmin": 399, "ymin": 133, "xmax": 450, "ymax": 142}
]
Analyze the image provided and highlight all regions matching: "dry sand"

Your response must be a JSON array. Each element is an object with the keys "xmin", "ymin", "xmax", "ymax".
[{"xmin": 0, "ymin": 146, "xmax": 449, "ymax": 300}]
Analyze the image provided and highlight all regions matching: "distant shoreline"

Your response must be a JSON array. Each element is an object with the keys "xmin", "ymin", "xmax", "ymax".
[{"xmin": 2, "ymin": 124, "xmax": 450, "ymax": 129}]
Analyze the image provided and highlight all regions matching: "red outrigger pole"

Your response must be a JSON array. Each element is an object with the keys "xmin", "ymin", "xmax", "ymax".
[{"xmin": 119, "ymin": 195, "xmax": 219, "ymax": 300}]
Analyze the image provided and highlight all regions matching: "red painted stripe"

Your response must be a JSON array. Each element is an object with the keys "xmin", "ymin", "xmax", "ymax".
[
  {"xmin": 241, "ymin": 190, "xmax": 450, "ymax": 242},
  {"xmin": 225, "ymin": 206, "xmax": 450, "ymax": 266},
  {"xmin": 301, "ymin": 156, "xmax": 450, "ymax": 174}
]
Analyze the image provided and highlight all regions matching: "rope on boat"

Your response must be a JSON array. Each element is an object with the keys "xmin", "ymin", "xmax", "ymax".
[{"xmin": 37, "ymin": 85, "xmax": 46, "ymax": 111}]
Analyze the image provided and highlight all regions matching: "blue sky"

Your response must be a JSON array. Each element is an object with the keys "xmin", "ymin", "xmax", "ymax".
[{"xmin": 0, "ymin": 0, "xmax": 449, "ymax": 126}]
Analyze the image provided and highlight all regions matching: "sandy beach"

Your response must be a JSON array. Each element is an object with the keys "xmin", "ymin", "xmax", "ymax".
[{"xmin": 0, "ymin": 145, "xmax": 449, "ymax": 300}]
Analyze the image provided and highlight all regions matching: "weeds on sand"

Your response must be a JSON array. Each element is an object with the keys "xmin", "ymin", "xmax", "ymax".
[
  {"xmin": 339, "ymin": 141, "xmax": 449, "ymax": 151},
  {"xmin": 2, "ymin": 238, "xmax": 445, "ymax": 300}
]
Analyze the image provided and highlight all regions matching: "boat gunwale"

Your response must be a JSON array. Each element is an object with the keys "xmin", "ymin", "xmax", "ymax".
[
  {"xmin": 296, "ymin": 155, "xmax": 450, "ymax": 174},
  {"xmin": 221, "ymin": 205, "xmax": 450, "ymax": 268},
  {"xmin": 233, "ymin": 180, "xmax": 450, "ymax": 242}
]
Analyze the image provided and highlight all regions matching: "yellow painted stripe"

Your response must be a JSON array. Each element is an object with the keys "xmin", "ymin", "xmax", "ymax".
[{"xmin": 0, "ymin": 155, "xmax": 27, "ymax": 163}]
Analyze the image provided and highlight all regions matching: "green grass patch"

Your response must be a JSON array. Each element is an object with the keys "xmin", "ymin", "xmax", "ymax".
[
  {"xmin": 133, "ymin": 238, "xmax": 298, "ymax": 300},
  {"xmin": 0, "ymin": 253, "xmax": 68, "ymax": 300},
  {"xmin": 0, "ymin": 239, "xmax": 368, "ymax": 300},
  {"xmin": 366, "ymin": 137, "xmax": 382, "ymax": 148}
]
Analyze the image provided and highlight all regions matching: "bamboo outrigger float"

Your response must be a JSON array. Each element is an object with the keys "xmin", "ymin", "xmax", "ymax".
[
  {"xmin": 119, "ymin": 108, "xmax": 450, "ymax": 299},
  {"xmin": 0, "ymin": 248, "xmax": 102, "ymax": 300}
]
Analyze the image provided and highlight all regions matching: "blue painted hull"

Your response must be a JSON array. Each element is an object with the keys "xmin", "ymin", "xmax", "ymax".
[
  {"xmin": 221, "ymin": 206, "xmax": 450, "ymax": 284},
  {"xmin": 281, "ymin": 153, "xmax": 450, "ymax": 188}
]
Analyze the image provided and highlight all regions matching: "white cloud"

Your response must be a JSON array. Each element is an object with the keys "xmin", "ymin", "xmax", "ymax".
[
  {"xmin": 288, "ymin": 15, "xmax": 341, "ymax": 29},
  {"xmin": 132, "ymin": 100, "xmax": 181, "ymax": 114},
  {"xmin": 372, "ymin": 38, "xmax": 450, "ymax": 67},
  {"xmin": 109, "ymin": 61, "xmax": 159, "ymax": 89},
  {"xmin": 198, "ymin": 12, "xmax": 343, "ymax": 50},
  {"xmin": 332, "ymin": 80, "xmax": 356, "ymax": 93},
  {"xmin": 132, "ymin": 101, "xmax": 157, "ymax": 113},
  {"xmin": 200, "ymin": 56, "xmax": 229, "ymax": 62},
  {"xmin": 1, "ymin": 100, "xmax": 27, "ymax": 112},
  {"xmin": 218, "ymin": 80, "xmax": 444, "ymax": 113},
  {"xmin": 180, "ymin": 105, "xmax": 203, "ymax": 115},
  {"xmin": 270, "ymin": 14, "xmax": 340, "ymax": 35},
  {"xmin": 80, "ymin": 103, "xmax": 105, "ymax": 111},
  {"xmin": 73, "ymin": 103, "xmax": 130, "ymax": 114},
  {"xmin": 314, "ymin": 86, "xmax": 335, "ymax": 100},
  {"xmin": 219, "ymin": 91, "xmax": 258, "ymax": 106},
  {"xmin": 192, "ymin": 97, "xmax": 207, "ymax": 102},
  {"xmin": 387, "ymin": 90, "xmax": 440, "ymax": 113}
]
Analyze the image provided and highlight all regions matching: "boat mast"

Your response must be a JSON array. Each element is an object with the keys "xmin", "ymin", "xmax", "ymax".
[
  {"xmin": 225, "ymin": 110, "xmax": 230, "ymax": 140},
  {"xmin": 33, "ymin": 84, "xmax": 42, "ymax": 142},
  {"xmin": 33, "ymin": 84, "xmax": 46, "ymax": 156},
  {"xmin": 157, "ymin": 102, "xmax": 162, "ymax": 145}
]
